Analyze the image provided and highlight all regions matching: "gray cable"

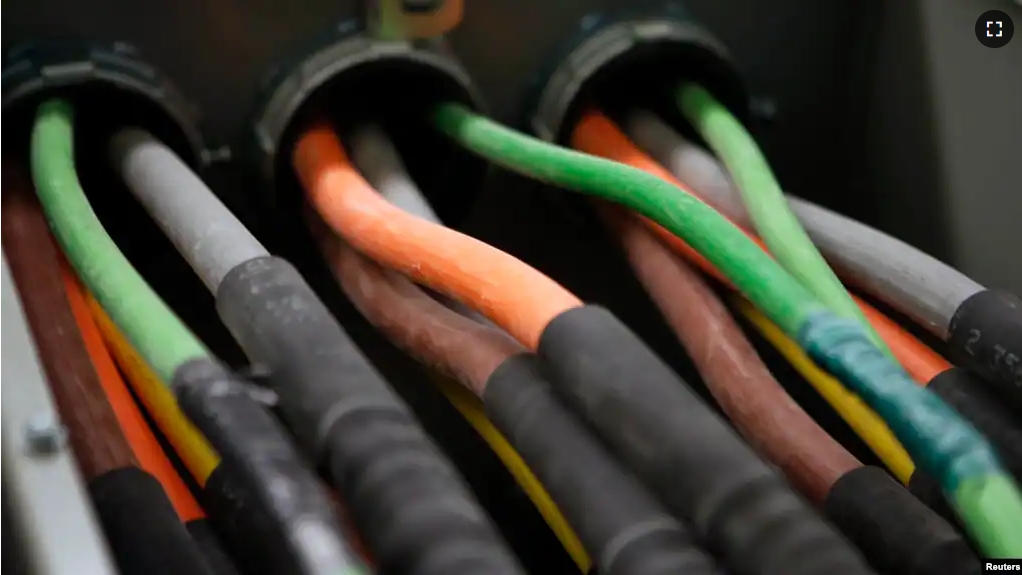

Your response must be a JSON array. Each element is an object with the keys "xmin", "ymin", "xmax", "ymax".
[
  {"xmin": 625, "ymin": 111, "xmax": 984, "ymax": 337},
  {"xmin": 109, "ymin": 129, "xmax": 269, "ymax": 292},
  {"xmin": 348, "ymin": 125, "xmax": 493, "ymax": 324},
  {"xmin": 349, "ymin": 125, "xmax": 444, "ymax": 222}
]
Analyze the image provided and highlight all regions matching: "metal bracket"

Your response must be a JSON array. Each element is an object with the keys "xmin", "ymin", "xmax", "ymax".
[{"xmin": 2, "ymin": 252, "xmax": 118, "ymax": 575}]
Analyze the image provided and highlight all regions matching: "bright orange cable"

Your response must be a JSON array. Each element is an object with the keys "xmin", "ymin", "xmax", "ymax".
[
  {"xmin": 62, "ymin": 259, "xmax": 205, "ymax": 522},
  {"xmin": 869, "ymin": 319, "xmax": 948, "ymax": 384},
  {"xmin": 293, "ymin": 121, "xmax": 583, "ymax": 350},
  {"xmin": 571, "ymin": 110, "xmax": 949, "ymax": 384}
]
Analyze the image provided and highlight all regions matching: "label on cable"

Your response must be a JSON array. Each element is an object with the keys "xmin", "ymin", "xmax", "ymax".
[{"xmin": 984, "ymin": 559, "xmax": 1022, "ymax": 572}]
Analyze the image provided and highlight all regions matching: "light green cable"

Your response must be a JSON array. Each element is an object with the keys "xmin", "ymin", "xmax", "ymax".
[
  {"xmin": 30, "ymin": 99, "xmax": 209, "ymax": 382},
  {"xmin": 677, "ymin": 83, "xmax": 890, "ymax": 355}
]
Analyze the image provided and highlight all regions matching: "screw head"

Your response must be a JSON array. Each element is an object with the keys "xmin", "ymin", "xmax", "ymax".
[{"xmin": 24, "ymin": 414, "xmax": 68, "ymax": 456}]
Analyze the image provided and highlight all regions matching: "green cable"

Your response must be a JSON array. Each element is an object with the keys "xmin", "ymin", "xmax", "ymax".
[
  {"xmin": 676, "ymin": 83, "xmax": 889, "ymax": 355},
  {"xmin": 433, "ymin": 103, "xmax": 824, "ymax": 336},
  {"xmin": 30, "ymin": 99, "xmax": 209, "ymax": 382},
  {"xmin": 431, "ymin": 101, "xmax": 1022, "ymax": 556},
  {"xmin": 955, "ymin": 475, "xmax": 1022, "ymax": 557}
]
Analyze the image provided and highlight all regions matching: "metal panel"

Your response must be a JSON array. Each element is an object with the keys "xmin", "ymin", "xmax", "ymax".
[
  {"xmin": 917, "ymin": 0, "xmax": 1022, "ymax": 291},
  {"xmin": 1, "ymin": 253, "xmax": 119, "ymax": 575}
]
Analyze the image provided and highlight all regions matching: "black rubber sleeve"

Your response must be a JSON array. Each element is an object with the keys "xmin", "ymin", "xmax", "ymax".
[
  {"xmin": 200, "ymin": 463, "xmax": 274, "ymax": 575},
  {"xmin": 88, "ymin": 466, "xmax": 216, "ymax": 575},
  {"xmin": 483, "ymin": 353, "xmax": 722, "ymax": 575},
  {"xmin": 928, "ymin": 367, "xmax": 1022, "ymax": 481},
  {"xmin": 172, "ymin": 358, "xmax": 368, "ymax": 575},
  {"xmin": 823, "ymin": 466, "xmax": 978, "ymax": 575},
  {"xmin": 947, "ymin": 289, "xmax": 1022, "ymax": 409},
  {"xmin": 215, "ymin": 256, "xmax": 524, "ymax": 575},
  {"xmin": 186, "ymin": 520, "xmax": 241, "ymax": 575},
  {"xmin": 537, "ymin": 305, "xmax": 874, "ymax": 575}
]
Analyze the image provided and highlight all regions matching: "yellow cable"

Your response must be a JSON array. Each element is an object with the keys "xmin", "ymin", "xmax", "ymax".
[
  {"xmin": 431, "ymin": 376, "xmax": 592, "ymax": 572},
  {"xmin": 87, "ymin": 293, "xmax": 221, "ymax": 485},
  {"xmin": 733, "ymin": 297, "xmax": 916, "ymax": 484}
]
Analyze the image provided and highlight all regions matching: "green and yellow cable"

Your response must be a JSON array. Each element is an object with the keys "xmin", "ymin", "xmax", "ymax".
[
  {"xmin": 733, "ymin": 298, "xmax": 915, "ymax": 484},
  {"xmin": 430, "ymin": 102, "xmax": 1022, "ymax": 556}
]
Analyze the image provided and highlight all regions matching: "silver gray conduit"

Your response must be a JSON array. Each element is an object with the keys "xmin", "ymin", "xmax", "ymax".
[
  {"xmin": 624, "ymin": 111, "xmax": 984, "ymax": 338},
  {"xmin": 109, "ymin": 129, "xmax": 270, "ymax": 292}
]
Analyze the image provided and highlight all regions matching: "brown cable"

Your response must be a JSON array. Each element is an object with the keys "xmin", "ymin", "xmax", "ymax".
[
  {"xmin": 2, "ymin": 162, "xmax": 137, "ymax": 478},
  {"xmin": 600, "ymin": 203, "xmax": 860, "ymax": 503},
  {"xmin": 309, "ymin": 212, "xmax": 521, "ymax": 394}
]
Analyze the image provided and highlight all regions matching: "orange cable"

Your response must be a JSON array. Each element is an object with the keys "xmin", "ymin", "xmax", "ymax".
[
  {"xmin": 571, "ymin": 110, "xmax": 949, "ymax": 384},
  {"xmin": 293, "ymin": 121, "xmax": 582, "ymax": 350},
  {"xmin": 62, "ymin": 259, "xmax": 206, "ymax": 522}
]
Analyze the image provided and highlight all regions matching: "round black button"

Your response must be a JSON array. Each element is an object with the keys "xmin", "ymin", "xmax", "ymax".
[{"xmin": 976, "ymin": 10, "xmax": 1014, "ymax": 48}]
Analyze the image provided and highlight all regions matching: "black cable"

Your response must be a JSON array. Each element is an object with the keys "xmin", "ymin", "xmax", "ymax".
[
  {"xmin": 484, "ymin": 355, "xmax": 728, "ymax": 575},
  {"xmin": 947, "ymin": 292, "xmax": 1022, "ymax": 410},
  {"xmin": 538, "ymin": 306, "xmax": 876, "ymax": 575},
  {"xmin": 215, "ymin": 257, "xmax": 524, "ymax": 575},
  {"xmin": 172, "ymin": 359, "xmax": 367, "ymax": 575}
]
